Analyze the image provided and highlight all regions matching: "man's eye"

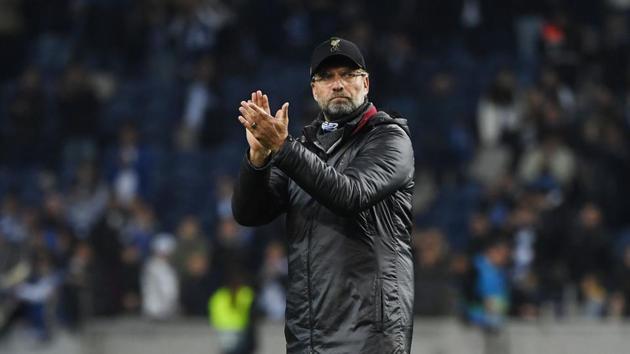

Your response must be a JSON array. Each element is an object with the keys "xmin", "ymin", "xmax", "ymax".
[{"xmin": 321, "ymin": 73, "xmax": 333, "ymax": 80}]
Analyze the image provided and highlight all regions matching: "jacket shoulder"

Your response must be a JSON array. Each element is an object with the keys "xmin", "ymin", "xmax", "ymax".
[{"xmin": 366, "ymin": 111, "xmax": 411, "ymax": 138}]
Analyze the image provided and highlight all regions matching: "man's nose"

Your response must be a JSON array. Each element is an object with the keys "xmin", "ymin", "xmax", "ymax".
[{"xmin": 331, "ymin": 80, "xmax": 344, "ymax": 91}]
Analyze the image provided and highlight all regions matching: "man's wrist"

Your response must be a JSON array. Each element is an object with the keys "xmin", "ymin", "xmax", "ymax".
[
  {"xmin": 270, "ymin": 134, "xmax": 291, "ymax": 154},
  {"xmin": 249, "ymin": 149, "xmax": 272, "ymax": 168}
]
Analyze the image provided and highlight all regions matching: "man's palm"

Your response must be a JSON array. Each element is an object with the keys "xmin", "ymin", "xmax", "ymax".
[{"xmin": 246, "ymin": 129, "xmax": 265, "ymax": 151}]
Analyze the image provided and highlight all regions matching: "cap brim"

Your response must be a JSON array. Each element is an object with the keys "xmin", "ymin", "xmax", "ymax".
[{"xmin": 311, "ymin": 55, "xmax": 364, "ymax": 76}]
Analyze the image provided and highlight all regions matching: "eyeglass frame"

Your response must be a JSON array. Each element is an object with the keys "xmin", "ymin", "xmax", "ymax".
[{"xmin": 311, "ymin": 69, "xmax": 368, "ymax": 84}]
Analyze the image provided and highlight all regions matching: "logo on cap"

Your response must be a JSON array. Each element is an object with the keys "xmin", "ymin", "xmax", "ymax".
[{"xmin": 330, "ymin": 38, "xmax": 341, "ymax": 52}]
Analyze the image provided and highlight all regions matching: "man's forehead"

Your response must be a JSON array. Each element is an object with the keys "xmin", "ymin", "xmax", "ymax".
[{"xmin": 316, "ymin": 65, "xmax": 359, "ymax": 74}]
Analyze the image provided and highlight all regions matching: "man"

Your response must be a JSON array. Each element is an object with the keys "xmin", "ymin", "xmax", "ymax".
[
  {"xmin": 232, "ymin": 37, "xmax": 415, "ymax": 353},
  {"xmin": 464, "ymin": 235, "xmax": 511, "ymax": 354}
]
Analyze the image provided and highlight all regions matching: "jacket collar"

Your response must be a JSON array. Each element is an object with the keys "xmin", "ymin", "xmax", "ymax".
[{"xmin": 303, "ymin": 102, "xmax": 376, "ymax": 144}]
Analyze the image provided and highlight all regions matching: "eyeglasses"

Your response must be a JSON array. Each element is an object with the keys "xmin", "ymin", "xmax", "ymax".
[{"xmin": 311, "ymin": 70, "xmax": 367, "ymax": 84}]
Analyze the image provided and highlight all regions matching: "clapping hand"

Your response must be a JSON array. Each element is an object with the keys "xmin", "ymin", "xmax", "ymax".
[{"xmin": 238, "ymin": 90, "xmax": 289, "ymax": 167}]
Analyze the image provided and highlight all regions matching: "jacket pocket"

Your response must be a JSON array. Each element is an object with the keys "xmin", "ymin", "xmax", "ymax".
[{"xmin": 373, "ymin": 277, "xmax": 384, "ymax": 332}]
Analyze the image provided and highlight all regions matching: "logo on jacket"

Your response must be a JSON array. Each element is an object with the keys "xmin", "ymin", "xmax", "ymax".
[{"xmin": 321, "ymin": 121, "xmax": 339, "ymax": 132}]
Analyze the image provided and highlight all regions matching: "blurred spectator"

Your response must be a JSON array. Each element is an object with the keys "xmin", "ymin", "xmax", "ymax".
[
  {"xmin": 517, "ymin": 134, "xmax": 576, "ymax": 189},
  {"xmin": 179, "ymin": 251, "xmax": 214, "ymax": 317},
  {"xmin": 579, "ymin": 273, "xmax": 607, "ymax": 318},
  {"xmin": 3, "ymin": 67, "xmax": 48, "ymax": 167},
  {"xmin": 574, "ymin": 109, "xmax": 630, "ymax": 228},
  {"xmin": 471, "ymin": 69, "xmax": 523, "ymax": 185},
  {"xmin": 178, "ymin": 56, "xmax": 215, "ymax": 150},
  {"xmin": 13, "ymin": 252, "xmax": 61, "ymax": 342},
  {"xmin": 39, "ymin": 192, "xmax": 77, "ymax": 268},
  {"xmin": 417, "ymin": 71, "xmax": 465, "ymax": 182},
  {"xmin": 211, "ymin": 177, "xmax": 255, "ymax": 275},
  {"xmin": 464, "ymin": 235, "xmax": 511, "ymax": 354},
  {"xmin": 282, "ymin": 0, "xmax": 314, "ymax": 56},
  {"xmin": 106, "ymin": 123, "xmax": 151, "ymax": 207},
  {"xmin": 212, "ymin": 217, "xmax": 253, "ymax": 280},
  {"xmin": 0, "ymin": 194, "xmax": 27, "ymax": 243},
  {"xmin": 467, "ymin": 211, "xmax": 493, "ymax": 256},
  {"xmin": 122, "ymin": 200, "xmax": 158, "ymax": 261},
  {"xmin": 208, "ymin": 269, "xmax": 255, "ymax": 354},
  {"xmin": 508, "ymin": 201, "xmax": 541, "ymax": 319},
  {"xmin": 411, "ymin": 169, "xmax": 438, "ymax": 215},
  {"xmin": 600, "ymin": 12, "xmax": 630, "ymax": 93},
  {"xmin": 57, "ymin": 241, "xmax": 93, "ymax": 330},
  {"xmin": 0, "ymin": 0, "xmax": 25, "ymax": 81},
  {"xmin": 56, "ymin": 63, "xmax": 102, "ymax": 163},
  {"xmin": 610, "ymin": 244, "xmax": 630, "ymax": 318},
  {"xmin": 540, "ymin": 13, "xmax": 581, "ymax": 87},
  {"xmin": 168, "ymin": 0, "xmax": 235, "ymax": 67},
  {"xmin": 477, "ymin": 69, "xmax": 520, "ymax": 149},
  {"xmin": 376, "ymin": 32, "xmax": 418, "ymax": 95},
  {"xmin": 172, "ymin": 215, "xmax": 209, "ymax": 274},
  {"xmin": 216, "ymin": 175, "xmax": 235, "ymax": 219},
  {"xmin": 257, "ymin": 240, "xmax": 287, "ymax": 321},
  {"xmin": 413, "ymin": 228, "xmax": 456, "ymax": 316},
  {"xmin": 0, "ymin": 230, "xmax": 30, "ymax": 339},
  {"xmin": 65, "ymin": 160, "xmax": 109, "ymax": 239},
  {"xmin": 172, "ymin": 215, "xmax": 215, "ymax": 316},
  {"xmin": 0, "ymin": 0, "xmax": 28, "ymax": 82},
  {"xmin": 537, "ymin": 68, "xmax": 576, "ymax": 117},
  {"xmin": 513, "ymin": 1, "xmax": 546, "ymax": 83},
  {"xmin": 465, "ymin": 236, "xmax": 511, "ymax": 328},
  {"xmin": 471, "ymin": 68, "xmax": 521, "ymax": 186},
  {"xmin": 74, "ymin": 0, "xmax": 134, "ymax": 68},
  {"xmin": 87, "ymin": 199, "xmax": 126, "ymax": 316},
  {"xmin": 566, "ymin": 203, "xmax": 612, "ymax": 287},
  {"xmin": 141, "ymin": 233, "xmax": 179, "ymax": 320},
  {"xmin": 176, "ymin": 56, "xmax": 225, "ymax": 150},
  {"xmin": 120, "ymin": 242, "xmax": 142, "ymax": 315},
  {"xmin": 480, "ymin": 175, "xmax": 517, "ymax": 230}
]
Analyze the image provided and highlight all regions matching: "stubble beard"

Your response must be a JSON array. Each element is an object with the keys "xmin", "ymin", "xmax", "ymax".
[{"xmin": 320, "ymin": 96, "xmax": 364, "ymax": 120}]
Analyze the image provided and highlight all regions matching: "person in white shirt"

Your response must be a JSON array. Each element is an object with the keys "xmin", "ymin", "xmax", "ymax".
[{"xmin": 141, "ymin": 233, "xmax": 179, "ymax": 319}]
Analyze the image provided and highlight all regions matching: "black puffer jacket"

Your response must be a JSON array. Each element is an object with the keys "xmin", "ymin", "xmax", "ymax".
[{"xmin": 232, "ymin": 104, "xmax": 415, "ymax": 354}]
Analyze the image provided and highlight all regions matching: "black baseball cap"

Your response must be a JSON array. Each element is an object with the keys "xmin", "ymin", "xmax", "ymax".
[{"xmin": 310, "ymin": 37, "xmax": 366, "ymax": 77}]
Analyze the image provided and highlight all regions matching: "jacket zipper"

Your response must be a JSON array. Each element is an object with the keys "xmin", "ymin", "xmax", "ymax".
[{"xmin": 304, "ymin": 141, "xmax": 334, "ymax": 352}]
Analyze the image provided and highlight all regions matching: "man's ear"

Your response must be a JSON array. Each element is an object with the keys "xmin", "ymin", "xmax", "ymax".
[{"xmin": 364, "ymin": 75, "xmax": 370, "ymax": 92}]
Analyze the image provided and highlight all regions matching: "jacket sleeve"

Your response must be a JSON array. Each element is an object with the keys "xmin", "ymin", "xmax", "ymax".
[
  {"xmin": 272, "ymin": 124, "xmax": 414, "ymax": 216},
  {"xmin": 231, "ymin": 153, "xmax": 289, "ymax": 226}
]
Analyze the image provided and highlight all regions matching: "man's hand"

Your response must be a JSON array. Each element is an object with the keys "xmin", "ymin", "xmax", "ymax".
[
  {"xmin": 238, "ymin": 91, "xmax": 289, "ymax": 164},
  {"xmin": 243, "ymin": 91, "xmax": 272, "ymax": 167}
]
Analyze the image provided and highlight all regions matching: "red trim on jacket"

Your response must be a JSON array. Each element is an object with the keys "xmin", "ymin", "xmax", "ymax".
[{"xmin": 351, "ymin": 105, "xmax": 377, "ymax": 135}]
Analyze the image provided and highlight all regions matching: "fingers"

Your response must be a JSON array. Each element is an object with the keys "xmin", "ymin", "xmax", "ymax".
[
  {"xmin": 261, "ymin": 92, "xmax": 270, "ymax": 114},
  {"xmin": 282, "ymin": 102, "xmax": 289, "ymax": 122},
  {"xmin": 239, "ymin": 100, "xmax": 274, "ymax": 136},
  {"xmin": 275, "ymin": 102, "xmax": 290, "ymax": 124},
  {"xmin": 238, "ymin": 96, "xmax": 288, "ymax": 135},
  {"xmin": 241, "ymin": 100, "xmax": 273, "ymax": 117},
  {"xmin": 238, "ymin": 115, "xmax": 255, "ymax": 131},
  {"xmin": 238, "ymin": 116, "xmax": 258, "ymax": 137},
  {"xmin": 248, "ymin": 101, "xmax": 273, "ymax": 117},
  {"xmin": 239, "ymin": 101, "xmax": 259, "ymax": 120},
  {"xmin": 251, "ymin": 90, "xmax": 271, "ymax": 115},
  {"xmin": 251, "ymin": 91, "xmax": 259, "ymax": 108}
]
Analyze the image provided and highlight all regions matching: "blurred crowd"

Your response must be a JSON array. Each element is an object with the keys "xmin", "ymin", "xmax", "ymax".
[{"xmin": 1, "ymin": 0, "xmax": 630, "ymax": 351}]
